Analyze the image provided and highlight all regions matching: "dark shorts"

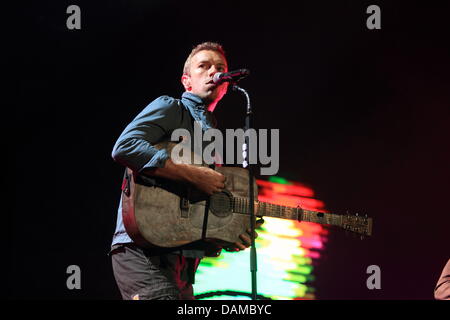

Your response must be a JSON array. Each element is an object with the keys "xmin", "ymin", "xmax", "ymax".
[{"xmin": 110, "ymin": 243, "xmax": 201, "ymax": 300}]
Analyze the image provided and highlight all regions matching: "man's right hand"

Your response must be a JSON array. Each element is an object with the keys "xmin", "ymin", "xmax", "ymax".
[{"xmin": 188, "ymin": 166, "xmax": 226, "ymax": 195}]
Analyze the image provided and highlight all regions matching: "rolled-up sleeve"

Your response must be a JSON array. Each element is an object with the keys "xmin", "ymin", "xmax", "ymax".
[{"xmin": 111, "ymin": 96, "xmax": 182, "ymax": 172}]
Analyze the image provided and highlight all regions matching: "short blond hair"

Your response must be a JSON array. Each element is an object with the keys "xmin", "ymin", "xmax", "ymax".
[{"xmin": 183, "ymin": 42, "xmax": 227, "ymax": 75}]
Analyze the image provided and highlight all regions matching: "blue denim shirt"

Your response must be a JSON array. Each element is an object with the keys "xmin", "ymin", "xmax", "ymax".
[{"xmin": 110, "ymin": 92, "xmax": 217, "ymax": 256}]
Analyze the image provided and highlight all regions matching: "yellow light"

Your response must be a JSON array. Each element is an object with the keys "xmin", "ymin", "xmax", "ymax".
[{"xmin": 195, "ymin": 177, "xmax": 328, "ymax": 300}]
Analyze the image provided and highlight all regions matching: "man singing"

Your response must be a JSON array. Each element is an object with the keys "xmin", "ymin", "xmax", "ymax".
[{"xmin": 109, "ymin": 42, "xmax": 261, "ymax": 300}]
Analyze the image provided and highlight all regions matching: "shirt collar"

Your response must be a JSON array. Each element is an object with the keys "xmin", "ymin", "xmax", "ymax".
[
  {"xmin": 181, "ymin": 92, "xmax": 217, "ymax": 130},
  {"xmin": 181, "ymin": 91, "xmax": 207, "ymax": 111}
]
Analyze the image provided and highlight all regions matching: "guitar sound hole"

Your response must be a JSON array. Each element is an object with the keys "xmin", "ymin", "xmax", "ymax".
[{"xmin": 210, "ymin": 191, "xmax": 233, "ymax": 217}]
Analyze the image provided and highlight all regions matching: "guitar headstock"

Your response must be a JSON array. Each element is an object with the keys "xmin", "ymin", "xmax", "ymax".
[{"xmin": 342, "ymin": 213, "xmax": 373, "ymax": 238}]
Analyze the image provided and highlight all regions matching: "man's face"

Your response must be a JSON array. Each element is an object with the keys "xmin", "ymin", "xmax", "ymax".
[{"xmin": 182, "ymin": 50, "xmax": 228, "ymax": 105}]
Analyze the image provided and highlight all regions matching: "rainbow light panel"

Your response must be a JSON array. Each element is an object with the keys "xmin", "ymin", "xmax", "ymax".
[{"xmin": 195, "ymin": 176, "xmax": 328, "ymax": 300}]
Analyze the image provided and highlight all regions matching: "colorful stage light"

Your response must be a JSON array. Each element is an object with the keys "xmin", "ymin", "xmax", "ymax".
[{"xmin": 195, "ymin": 176, "xmax": 328, "ymax": 300}]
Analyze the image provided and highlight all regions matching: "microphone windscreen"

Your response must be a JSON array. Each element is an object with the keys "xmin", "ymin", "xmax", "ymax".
[{"xmin": 213, "ymin": 72, "xmax": 223, "ymax": 84}]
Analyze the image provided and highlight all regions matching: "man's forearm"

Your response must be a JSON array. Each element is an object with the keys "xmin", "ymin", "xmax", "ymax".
[
  {"xmin": 142, "ymin": 158, "xmax": 225, "ymax": 196},
  {"xmin": 142, "ymin": 158, "xmax": 195, "ymax": 184}
]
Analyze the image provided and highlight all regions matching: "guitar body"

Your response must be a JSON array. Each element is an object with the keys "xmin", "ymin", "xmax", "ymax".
[{"xmin": 122, "ymin": 165, "xmax": 258, "ymax": 249}]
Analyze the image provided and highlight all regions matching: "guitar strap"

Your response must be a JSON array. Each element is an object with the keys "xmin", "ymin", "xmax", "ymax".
[
  {"xmin": 121, "ymin": 167, "xmax": 168, "ymax": 197},
  {"xmin": 121, "ymin": 168, "xmax": 131, "ymax": 197},
  {"xmin": 201, "ymin": 164, "xmax": 215, "ymax": 240},
  {"xmin": 180, "ymin": 189, "xmax": 190, "ymax": 218}
]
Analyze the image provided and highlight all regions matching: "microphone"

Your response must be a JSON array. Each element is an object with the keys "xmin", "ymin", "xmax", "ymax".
[{"xmin": 212, "ymin": 69, "xmax": 250, "ymax": 85}]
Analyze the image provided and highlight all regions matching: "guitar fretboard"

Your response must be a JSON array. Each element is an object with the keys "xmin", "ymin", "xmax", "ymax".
[{"xmin": 232, "ymin": 196, "xmax": 343, "ymax": 227}]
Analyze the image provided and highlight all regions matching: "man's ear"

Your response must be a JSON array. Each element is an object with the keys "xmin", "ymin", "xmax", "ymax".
[{"xmin": 181, "ymin": 74, "xmax": 191, "ymax": 91}]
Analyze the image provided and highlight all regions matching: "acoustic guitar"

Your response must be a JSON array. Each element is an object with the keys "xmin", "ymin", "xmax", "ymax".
[{"xmin": 121, "ymin": 142, "xmax": 373, "ymax": 249}]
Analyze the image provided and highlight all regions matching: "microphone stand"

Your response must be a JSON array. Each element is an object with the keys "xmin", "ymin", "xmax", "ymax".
[{"xmin": 232, "ymin": 83, "xmax": 258, "ymax": 300}]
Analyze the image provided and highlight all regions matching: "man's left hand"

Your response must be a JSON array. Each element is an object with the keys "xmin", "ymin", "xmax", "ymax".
[{"xmin": 226, "ymin": 218, "xmax": 264, "ymax": 252}]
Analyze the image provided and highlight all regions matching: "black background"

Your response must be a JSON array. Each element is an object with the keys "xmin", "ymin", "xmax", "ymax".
[{"xmin": 8, "ymin": 1, "xmax": 450, "ymax": 299}]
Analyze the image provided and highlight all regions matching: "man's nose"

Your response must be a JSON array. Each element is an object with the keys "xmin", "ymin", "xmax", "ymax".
[{"xmin": 209, "ymin": 66, "xmax": 219, "ymax": 77}]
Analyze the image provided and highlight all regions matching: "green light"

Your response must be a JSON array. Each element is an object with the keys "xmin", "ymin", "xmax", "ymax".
[
  {"xmin": 268, "ymin": 176, "xmax": 292, "ymax": 185},
  {"xmin": 291, "ymin": 265, "xmax": 314, "ymax": 275},
  {"xmin": 292, "ymin": 255, "xmax": 312, "ymax": 265},
  {"xmin": 284, "ymin": 274, "xmax": 307, "ymax": 283}
]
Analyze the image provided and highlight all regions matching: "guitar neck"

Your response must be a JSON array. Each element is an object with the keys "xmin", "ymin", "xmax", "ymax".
[{"xmin": 232, "ymin": 196, "xmax": 343, "ymax": 227}]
